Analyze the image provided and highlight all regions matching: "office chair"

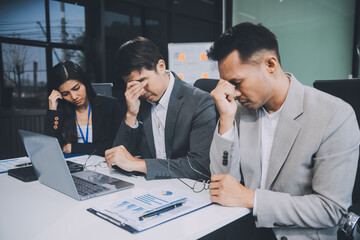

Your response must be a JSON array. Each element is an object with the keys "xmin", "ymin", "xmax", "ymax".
[
  {"xmin": 194, "ymin": 78, "xmax": 219, "ymax": 93},
  {"xmin": 313, "ymin": 79, "xmax": 360, "ymax": 240},
  {"xmin": 194, "ymin": 78, "xmax": 219, "ymax": 121},
  {"xmin": 91, "ymin": 83, "xmax": 113, "ymax": 96}
]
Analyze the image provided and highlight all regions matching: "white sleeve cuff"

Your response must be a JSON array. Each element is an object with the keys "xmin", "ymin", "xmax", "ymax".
[
  {"xmin": 253, "ymin": 189, "xmax": 258, "ymax": 217},
  {"xmin": 218, "ymin": 125, "xmax": 235, "ymax": 141}
]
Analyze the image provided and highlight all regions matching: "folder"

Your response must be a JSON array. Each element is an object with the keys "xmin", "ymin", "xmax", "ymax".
[{"xmin": 87, "ymin": 184, "xmax": 212, "ymax": 233}]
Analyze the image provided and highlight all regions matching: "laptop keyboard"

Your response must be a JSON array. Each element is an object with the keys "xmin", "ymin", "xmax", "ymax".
[{"xmin": 72, "ymin": 175, "xmax": 110, "ymax": 196}]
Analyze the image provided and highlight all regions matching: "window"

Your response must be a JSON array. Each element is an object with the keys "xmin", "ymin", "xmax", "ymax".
[
  {"xmin": 2, "ymin": 43, "xmax": 47, "ymax": 109},
  {"xmin": 172, "ymin": 16, "xmax": 219, "ymax": 43},
  {"xmin": 104, "ymin": 2, "xmax": 142, "ymax": 86},
  {"xmin": 145, "ymin": 10, "xmax": 168, "ymax": 63},
  {"xmin": 0, "ymin": 0, "xmax": 86, "ymax": 110},
  {"xmin": 173, "ymin": 0, "xmax": 221, "ymax": 20},
  {"xmin": 52, "ymin": 48, "xmax": 85, "ymax": 69},
  {"xmin": 50, "ymin": 1, "xmax": 85, "ymax": 44}
]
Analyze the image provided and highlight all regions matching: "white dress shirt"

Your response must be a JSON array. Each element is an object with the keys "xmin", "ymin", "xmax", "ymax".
[
  {"xmin": 149, "ymin": 71, "xmax": 175, "ymax": 159},
  {"xmin": 219, "ymin": 105, "xmax": 283, "ymax": 216},
  {"xmin": 129, "ymin": 71, "xmax": 175, "ymax": 159},
  {"xmin": 77, "ymin": 125, "xmax": 93, "ymax": 143}
]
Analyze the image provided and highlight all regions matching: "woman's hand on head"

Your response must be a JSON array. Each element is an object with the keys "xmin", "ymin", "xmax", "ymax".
[{"xmin": 48, "ymin": 90, "xmax": 63, "ymax": 110}]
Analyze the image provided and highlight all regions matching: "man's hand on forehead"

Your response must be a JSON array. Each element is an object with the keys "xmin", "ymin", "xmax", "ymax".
[{"xmin": 127, "ymin": 79, "xmax": 147, "ymax": 87}]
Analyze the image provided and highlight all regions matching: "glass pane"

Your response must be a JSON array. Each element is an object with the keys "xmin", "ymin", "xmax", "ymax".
[
  {"xmin": 52, "ymin": 48, "xmax": 85, "ymax": 69},
  {"xmin": 2, "ymin": 43, "xmax": 47, "ymax": 109},
  {"xmin": 149, "ymin": 0, "xmax": 169, "ymax": 7},
  {"xmin": 50, "ymin": 0, "xmax": 85, "ymax": 44},
  {"xmin": 173, "ymin": 0, "xmax": 221, "ymax": 20},
  {"xmin": 145, "ymin": 10, "xmax": 168, "ymax": 63},
  {"xmin": 104, "ymin": 3, "xmax": 142, "ymax": 44},
  {"xmin": 0, "ymin": 0, "xmax": 46, "ymax": 41},
  {"xmin": 104, "ymin": 3, "xmax": 142, "ymax": 86},
  {"xmin": 172, "ymin": 16, "xmax": 219, "ymax": 43},
  {"xmin": 120, "ymin": 0, "xmax": 169, "ymax": 8},
  {"xmin": 232, "ymin": 0, "xmax": 355, "ymax": 86}
]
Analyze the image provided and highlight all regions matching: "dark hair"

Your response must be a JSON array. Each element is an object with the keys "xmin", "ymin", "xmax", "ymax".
[
  {"xmin": 207, "ymin": 22, "xmax": 281, "ymax": 65},
  {"xmin": 50, "ymin": 61, "xmax": 97, "ymax": 144},
  {"xmin": 115, "ymin": 37, "xmax": 163, "ymax": 77}
]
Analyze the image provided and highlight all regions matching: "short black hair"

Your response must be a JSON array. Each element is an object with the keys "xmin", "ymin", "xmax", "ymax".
[
  {"xmin": 207, "ymin": 22, "xmax": 281, "ymax": 65},
  {"xmin": 115, "ymin": 37, "xmax": 163, "ymax": 77}
]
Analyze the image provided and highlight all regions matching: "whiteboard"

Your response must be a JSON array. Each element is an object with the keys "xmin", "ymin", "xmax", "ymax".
[{"xmin": 168, "ymin": 42, "xmax": 219, "ymax": 84}]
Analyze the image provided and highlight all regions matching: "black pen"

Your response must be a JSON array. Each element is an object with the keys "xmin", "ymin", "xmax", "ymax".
[
  {"xmin": 14, "ymin": 162, "xmax": 32, "ymax": 168},
  {"xmin": 139, "ymin": 202, "xmax": 184, "ymax": 221}
]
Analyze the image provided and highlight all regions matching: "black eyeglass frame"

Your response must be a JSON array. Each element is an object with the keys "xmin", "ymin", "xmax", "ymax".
[{"xmin": 177, "ymin": 178, "xmax": 211, "ymax": 193}]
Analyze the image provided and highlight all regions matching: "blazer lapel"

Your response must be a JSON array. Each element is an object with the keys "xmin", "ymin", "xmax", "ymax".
[
  {"xmin": 140, "ymin": 101, "xmax": 156, "ymax": 158},
  {"xmin": 239, "ymin": 106, "xmax": 262, "ymax": 189},
  {"xmin": 265, "ymin": 75, "xmax": 304, "ymax": 189},
  {"xmin": 165, "ymin": 74, "xmax": 184, "ymax": 157}
]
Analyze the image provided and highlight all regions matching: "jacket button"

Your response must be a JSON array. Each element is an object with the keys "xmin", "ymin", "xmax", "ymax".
[
  {"xmin": 222, "ymin": 151, "xmax": 228, "ymax": 166},
  {"xmin": 54, "ymin": 116, "xmax": 59, "ymax": 120},
  {"xmin": 53, "ymin": 125, "xmax": 58, "ymax": 129},
  {"xmin": 281, "ymin": 237, "xmax": 287, "ymax": 240},
  {"xmin": 54, "ymin": 121, "xmax": 58, "ymax": 125}
]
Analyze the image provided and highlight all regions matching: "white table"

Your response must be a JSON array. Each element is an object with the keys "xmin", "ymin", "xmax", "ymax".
[{"xmin": 0, "ymin": 156, "xmax": 250, "ymax": 240}]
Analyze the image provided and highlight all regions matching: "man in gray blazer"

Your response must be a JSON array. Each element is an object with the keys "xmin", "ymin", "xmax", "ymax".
[
  {"xmin": 105, "ymin": 37, "xmax": 216, "ymax": 180},
  {"xmin": 207, "ymin": 22, "xmax": 360, "ymax": 239}
]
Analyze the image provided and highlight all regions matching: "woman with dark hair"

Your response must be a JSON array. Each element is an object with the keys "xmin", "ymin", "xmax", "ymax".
[{"xmin": 45, "ymin": 60, "xmax": 124, "ymax": 156}]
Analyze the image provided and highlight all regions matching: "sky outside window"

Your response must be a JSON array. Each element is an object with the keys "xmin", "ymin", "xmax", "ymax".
[{"xmin": 0, "ymin": 0, "xmax": 46, "ymax": 41}]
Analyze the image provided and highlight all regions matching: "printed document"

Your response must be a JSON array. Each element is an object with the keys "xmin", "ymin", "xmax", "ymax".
[{"xmin": 88, "ymin": 184, "xmax": 211, "ymax": 232}]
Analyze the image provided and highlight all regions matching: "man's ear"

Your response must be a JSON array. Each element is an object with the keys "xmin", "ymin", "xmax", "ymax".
[
  {"xmin": 156, "ymin": 59, "xmax": 166, "ymax": 73},
  {"xmin": 264, "ymin": 56, "xmax": 277, "ymax": 74}
]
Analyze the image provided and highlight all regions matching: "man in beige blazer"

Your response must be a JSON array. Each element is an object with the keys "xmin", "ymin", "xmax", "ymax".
[{"xmin": 208, "ymin": 22, "xmax": 360, "ymax": 239}]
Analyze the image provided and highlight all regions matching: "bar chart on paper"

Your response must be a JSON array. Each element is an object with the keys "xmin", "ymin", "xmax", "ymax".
[
  {"xmin": 88, "ymin": 185, "xmax": 212, "ymax": 232},
  {"xmin": 135, "ymin": 194, "xmax": 169, "ymax": 205}
]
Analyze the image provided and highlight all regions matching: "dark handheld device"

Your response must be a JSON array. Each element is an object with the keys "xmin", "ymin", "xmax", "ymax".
[
  {"xmin": 8, "ymin": 160, "xmax": 84, "ymax": 182},
  {"xmin": 8, "ymin": 166, "xmax": 37, "ymax": 182}
]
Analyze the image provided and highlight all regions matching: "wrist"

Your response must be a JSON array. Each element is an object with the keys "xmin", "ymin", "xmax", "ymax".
[
  {"xmin": 219, "ymin": 116, "xmax": 235, "ymax": 135},
  {"xmin": 133, "ymin": 157, "xmax": 147, "ymax": 173},
  {"xmin": 246, "ymin": 189, "xmax": 255, "ymax": 209},
  {"xmin": 49, "ymin": 104, "xmax": 57, "ymax": 111},
  {"xmin": 125, "ymin": 112, "xmax": 137, "ymax": 126}
]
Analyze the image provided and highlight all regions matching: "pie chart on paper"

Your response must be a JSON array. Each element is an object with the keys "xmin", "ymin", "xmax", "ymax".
[{"xmin": 161, "ymin": 191, "xmax": 173, "ymax": 196}]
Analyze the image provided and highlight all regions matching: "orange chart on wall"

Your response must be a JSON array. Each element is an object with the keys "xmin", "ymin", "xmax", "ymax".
[
  {"xmin": 178, "ymin": 54, "xmax": 185, "ymax": 61},
  {"xmin": 201, "ymin": 73, "xmax": 209, "ymax": 79},
  {"xmin": 200, "ymin": 53, "xmax": 207, "ymax": 61}
]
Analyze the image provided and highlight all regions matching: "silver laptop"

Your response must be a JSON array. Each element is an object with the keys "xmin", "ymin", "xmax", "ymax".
[{"xmin": 18, "ymin": 130, "xmax": 134, "ymax": 201}]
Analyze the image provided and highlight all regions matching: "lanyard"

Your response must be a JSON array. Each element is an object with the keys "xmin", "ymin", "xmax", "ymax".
[{"xmin": 76, "ymin": 104, "xmax": 91, "ymax": 143}]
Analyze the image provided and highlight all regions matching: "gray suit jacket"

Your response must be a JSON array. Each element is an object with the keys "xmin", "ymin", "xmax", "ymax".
[
  {"xmin": 114, "ymin": 72, "xmax": 216, "ymax": 180},
  {"xmin": 210, "ymin": 74, "xmax": 360, "ymax": 240}
]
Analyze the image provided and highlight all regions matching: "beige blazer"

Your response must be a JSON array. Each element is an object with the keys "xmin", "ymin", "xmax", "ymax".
[{"xmin": 210, "ymin": 74, "xmax": 360, "ymax": 240}]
